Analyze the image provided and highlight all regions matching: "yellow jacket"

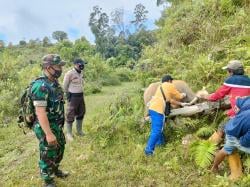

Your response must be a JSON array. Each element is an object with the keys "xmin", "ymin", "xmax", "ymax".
[{"xmin": 148, "ymin": 82, "xmax": 183, "ymax": 114}]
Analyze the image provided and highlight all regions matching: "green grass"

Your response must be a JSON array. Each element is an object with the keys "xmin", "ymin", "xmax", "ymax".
[{"xmin": 0, "ymin": 82, "xmax": 241, "ymax": 187}]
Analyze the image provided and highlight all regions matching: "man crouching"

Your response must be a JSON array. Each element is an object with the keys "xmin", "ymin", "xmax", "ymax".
[{"xmin": 211, "ymin": 96, "xmax": 250, "ymax": 180}]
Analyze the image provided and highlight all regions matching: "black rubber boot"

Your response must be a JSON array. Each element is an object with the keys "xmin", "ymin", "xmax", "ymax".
[
  {"xmin": 44, "ymin": 180, "xmax": 56, "ymax": 187},
  {"xmin": 55, "ymin": 169, "xmax": 69, "ymax": 178},
  {"xmin": 76, "ymin": 120, "xmax": 84, "ymax": 136},
  {"xmin": 66, "ymin": 122, "xmax": 74, "ymax": 141}
]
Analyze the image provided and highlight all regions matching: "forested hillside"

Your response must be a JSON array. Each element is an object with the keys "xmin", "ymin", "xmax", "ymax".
[
  {"xmin": 139, "ymin": 0, "xmax": 250, "ymax": 90},
  {"xmin": 1, "ymin": 0, "xmax": 250, "ymax": 186}
]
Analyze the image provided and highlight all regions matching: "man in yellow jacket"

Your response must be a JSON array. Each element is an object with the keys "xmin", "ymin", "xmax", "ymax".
[{"xmin": 145, "ymin": 75, "xmax": 187, "ymax": 155}]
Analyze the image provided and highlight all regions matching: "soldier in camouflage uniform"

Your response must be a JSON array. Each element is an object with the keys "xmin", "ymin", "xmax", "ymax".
[{"xmin": 31, "ymin": 54, "xmax": 68, "ymax": 187}]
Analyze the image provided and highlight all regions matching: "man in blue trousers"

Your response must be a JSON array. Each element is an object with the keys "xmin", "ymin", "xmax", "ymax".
[{"xmin": 145, "ymin": 75, "xmax": 187, "ymax": 155}]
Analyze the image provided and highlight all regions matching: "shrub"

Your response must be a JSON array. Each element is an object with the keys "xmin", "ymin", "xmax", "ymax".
[
  {"xmin": 115, "ymin": 68, "xmax": 135, "ymax": 82},
  {"xmin": 85, "ymin": 81, "xmax": 102, "ymax": 95}
]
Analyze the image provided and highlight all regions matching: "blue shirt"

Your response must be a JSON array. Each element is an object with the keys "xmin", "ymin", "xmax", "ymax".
[{"xmin": 225, "ymin": 97, "xmax": 250, "ymax": 147}]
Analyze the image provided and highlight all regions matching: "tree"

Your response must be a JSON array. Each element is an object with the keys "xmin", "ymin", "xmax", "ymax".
[
  {"xmin": 28, "ymin": 38, "xmax": 41, "ymax": 48},
  {"xmin": 52, "ymin": 31, "xmax": 68, "ymax": 42},
  {"xmin": 89, "ymin": 6, "xmax": 116, "ymax": 58},
  {"xmin": 74, "ymin": 37, "xmax": 94, "ymax": 56},
  {"xmin": 89, "ymin": 6, "xmax": 110, "ymax": 38},
  {"xmin": 19, "ymin": 40, "xmax": 27, "ymax": 47},
  {"xmin": 0, "ymin": 40, "xmax": 5, "ymax": 49},
  {"xmin": 131, "ymin": 4, "xmax": 149, "ymax": 30},
  {"xmin": 156, "ymin": 0, "xmax": 165, "ymax": 6},
  {"xmin": 127, "ymin": 29, "xmax": 156, "ymax": 60},
  {"xmin": 8, "ymin": 42, "xmax": 13, "ymax": 48},
  {"xmin": 42, "ymin": 36, "xmax": 51, "ymax": 47},
  {"xmin": 156, "ymin": 0, "xmax": 181, "ymax": 6},
  {"xmin": 111, "ymin": 8, "xmax": 125, "ymax": 37}
]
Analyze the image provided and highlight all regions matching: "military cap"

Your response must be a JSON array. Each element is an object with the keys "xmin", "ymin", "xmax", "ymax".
[{"xmin": 42, "ymin": 54, "xmax": 66, "ymax": 67}]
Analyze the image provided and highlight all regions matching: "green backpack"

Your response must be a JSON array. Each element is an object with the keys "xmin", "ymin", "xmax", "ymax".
[{"xmin": 17, "ymin": 77, "xmax": 44, "ymax": 132}]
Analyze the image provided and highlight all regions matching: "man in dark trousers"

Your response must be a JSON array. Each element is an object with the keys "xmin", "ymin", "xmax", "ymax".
[{"xmin": 63, "ymin": 58, "xmax": 86, "ymax": 141}]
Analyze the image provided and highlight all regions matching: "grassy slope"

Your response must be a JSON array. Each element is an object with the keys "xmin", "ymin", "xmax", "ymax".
[{"xmin": 0, "ymin": 82, "xmax": 241, "ymax": 187}]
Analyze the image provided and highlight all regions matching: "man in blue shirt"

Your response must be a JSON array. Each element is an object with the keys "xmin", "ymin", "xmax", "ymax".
[{"xmin": 211, "ymin": 96, "xmax": 250, "ymax": 180}]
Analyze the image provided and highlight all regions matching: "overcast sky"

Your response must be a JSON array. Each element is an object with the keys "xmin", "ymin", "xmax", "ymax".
[{"xmin": 0, "ymin": 0, "xmax": 164, "ymax": 44}]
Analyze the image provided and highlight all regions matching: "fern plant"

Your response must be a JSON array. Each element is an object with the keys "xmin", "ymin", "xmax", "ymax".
[
  {"xmin": 190, "ymin": 140, "xmax": 217, "ymax": 168},
  {"xmin": 243, "ymin": 156, "xmax": 250, "ymax": 174},
  {"xmin": 196, "ymin": 127, "xmax": 215, "ymax": 138}
]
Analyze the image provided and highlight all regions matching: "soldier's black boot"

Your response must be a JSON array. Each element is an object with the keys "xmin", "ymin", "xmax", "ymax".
[
  {"xmin": 44, "ymin": 180, "xmax": 56, "ymax": 187},
  {"xmin": 55, "ymin": 169, "xmax": 69, "ymax": 178}
]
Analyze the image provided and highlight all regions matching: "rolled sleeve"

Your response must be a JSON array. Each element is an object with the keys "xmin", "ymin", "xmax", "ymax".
[
  {"xmin": 33, "ymin": 100, "xmax": 47, "ymax": 107},
  {"xmin": 223, "ymin": 135, "xmax": 237, "ymax": 154},
  {"xmin": 224, "ymin": 134, "xmax": 250, "ymax": 154},
  {"xmin": 31, "ymin": 81, "xmax": 49, "ymax": 107}
]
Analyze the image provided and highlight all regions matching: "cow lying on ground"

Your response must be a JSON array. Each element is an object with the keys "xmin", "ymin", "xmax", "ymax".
[{"xmin": 143, "ymin": 80, "xmax": 208, "ymax": 118}]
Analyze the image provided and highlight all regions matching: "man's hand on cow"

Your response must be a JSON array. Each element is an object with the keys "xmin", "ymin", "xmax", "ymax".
[{"xmin": 197, "ymin": 94, "xmax": 209, "ymax": 100}]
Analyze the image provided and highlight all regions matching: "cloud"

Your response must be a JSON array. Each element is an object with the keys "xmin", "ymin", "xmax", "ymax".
[
  {"xmin": 0, "ymin": 0, "xmax": 164, "ymax": 44},
  {"xmin": 15, "ymin": 8, "xmax": 47, "ymax": 39}
]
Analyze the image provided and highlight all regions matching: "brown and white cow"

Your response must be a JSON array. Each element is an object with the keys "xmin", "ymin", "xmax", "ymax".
[{"xmin": 143, "ymin": 80, "xmax": 208, "ymax": 117}]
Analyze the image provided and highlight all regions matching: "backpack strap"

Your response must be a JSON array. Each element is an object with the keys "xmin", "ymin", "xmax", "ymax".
[
  {"xmin": 160, "ymin": 86, "xmax": 167, "ymax": 102},
  {"xmin": 160, "ymin": 86, "xmax": 171, "ymax": 117}
]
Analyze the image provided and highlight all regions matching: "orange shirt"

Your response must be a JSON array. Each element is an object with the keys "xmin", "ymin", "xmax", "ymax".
[{"xmin": 148, "ymin": 82, "xmax": 183, "ymax": 114}]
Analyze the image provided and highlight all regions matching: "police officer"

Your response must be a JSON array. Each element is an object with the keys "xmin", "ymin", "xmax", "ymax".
[
  {"xmin": 31, "ymin": 54, "xmax": 68, "ymax": 187},
  {"xmin": 63, "ymin": 58, "xmax": 86, "ymax": 141}
]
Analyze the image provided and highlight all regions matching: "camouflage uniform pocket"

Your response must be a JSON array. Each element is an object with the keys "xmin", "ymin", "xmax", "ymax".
[{"xmin": 41, "ymin": 145, "xmax": 58, "ymax": 160}]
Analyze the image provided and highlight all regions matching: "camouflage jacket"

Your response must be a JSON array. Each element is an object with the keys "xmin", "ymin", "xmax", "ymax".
[{"xmin": 31, "ymin": 75, "xmax": 65, "ymax": 124}]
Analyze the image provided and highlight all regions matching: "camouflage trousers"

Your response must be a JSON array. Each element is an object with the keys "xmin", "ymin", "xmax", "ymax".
[{"xmin": 33, "ymin": 122, "xmax": 66, "ymax": 182}]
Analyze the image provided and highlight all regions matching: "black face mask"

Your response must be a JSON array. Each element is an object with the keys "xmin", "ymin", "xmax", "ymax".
[
  {"xmin": 78, "ymin": 64, "xmax": 84, "ymax": 70},
  {"xmin": 51, "ymin": 67, "xmax": 62, "ymax": 78}
]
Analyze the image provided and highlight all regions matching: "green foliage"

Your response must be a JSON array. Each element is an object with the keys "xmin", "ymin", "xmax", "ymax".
[
  {"xmin": 0, "ymin": 40, "xmax": 4, "ymax": 49},
  {"xmin": 131, "ymin": 3, "xmax": 149, "ymax": 30},
  {"xmin": 52, "ymin": 31, "xmax": 68, "ymax": 42},
  {"xmin": 84, "ymin": 81, "xmax": 102, "ymax": 95},
  {"xmin": 89, "ymin": 5, "xmax": 114, "ymax": 58},
  {"xmin": 101, "ymin": 73, "xmax": 121, "ymax": 86},
  {"xmin": 1, "ymin": 1, "xmax": 250, "ymax": 185},
  {"xmin": 190, "ymin": 140, "xmax": 217, "ymax": 169},
  {"xmin": 91, "ymin": 90, "xmax": 144, "ymax": 148},
  {"xmin": 240, "ymin": 174, "xmax": 250, "ymax": 187},
  {"xmin": 42, "ymin": 36, "xmax": 51, "ymax": 47},
  {"xmin": 19, "ymin": 40, "xmax": 27, "ymax": 47},
  {"xmin": 89, "ymin": 5, "xmax": 155, "ymax": 66},
  {"xmin": 138, "ymin": 0, "xmax": 250, "ymax": 93},
  {"xmin": 114, "ymin": 67, "xmax": 135, "ymax": 82},
  {"xmin": 220, "ymin": 0, "xmax": 237, "ymax": 16},
  {"xmin": 243, "ymin": 155, "xmax": 250, "ymax": 174},
  {"xmin": 0, "ymin": 35, "xmax": 129, "ymax": 125},
  {"xmin": 196, "ymin": 127, "xmax": 215, "ymax": 138}
]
